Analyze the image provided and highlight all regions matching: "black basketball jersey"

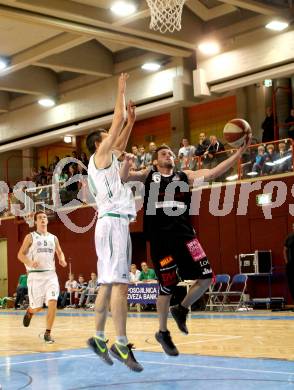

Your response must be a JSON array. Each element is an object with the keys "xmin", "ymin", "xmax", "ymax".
[{"xmin": 143, "ymin": 167, "xmax": 195, "ymax": 239}]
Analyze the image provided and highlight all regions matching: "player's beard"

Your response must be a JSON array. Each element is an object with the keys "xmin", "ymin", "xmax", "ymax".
[{"xmin": 159, "ymin": 161, "xmax": 174, "ymax": 169}]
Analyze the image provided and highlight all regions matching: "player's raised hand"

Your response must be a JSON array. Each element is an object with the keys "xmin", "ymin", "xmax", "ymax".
[
  {"xmin": 118, "ymin": 73, "xmax": 129, "ymax": 93},
  {"xmin": 127, "ymin": 100, "xmax": 136, "ymax": 124},
  {"xmin": 124, "ymin": 153, "xmax": 135, "ymax": 165}
]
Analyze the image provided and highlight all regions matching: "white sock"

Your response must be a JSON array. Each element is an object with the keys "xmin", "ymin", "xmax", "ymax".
[
  {"xmin": 95, "ymin": 331, "xmax": 105, "ymax": 340},
  {"xmin": 116, "ymin": 336, "xmax": 128, "ymax": 345}
]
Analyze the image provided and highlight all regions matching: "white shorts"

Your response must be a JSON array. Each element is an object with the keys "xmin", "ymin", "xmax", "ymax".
[
  {"xmin": 27, "ymin": 271, "xmax": 59, "ymax": 309},
  {"xmin": 95, "ymin": 216, "xmax": 131, "ymax": 284}
]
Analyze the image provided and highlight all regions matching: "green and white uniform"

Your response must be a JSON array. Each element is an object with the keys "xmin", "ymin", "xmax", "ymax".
[
  {"xmin": 26, "ymin": 231, "xmax": 59, "ymax": 309},
  {"xmin": 88, "ymin": 153, "xmax": 136, "ymax": 284}
]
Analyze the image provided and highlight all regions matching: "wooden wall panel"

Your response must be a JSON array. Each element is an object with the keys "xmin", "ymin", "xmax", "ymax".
[{"xmin": 187, "ymin": 96, "xmax": 237, "ymax": 144}]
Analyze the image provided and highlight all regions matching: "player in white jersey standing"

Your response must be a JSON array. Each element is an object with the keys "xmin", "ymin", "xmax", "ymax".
[
  {"xmin": 86, "ymin": 73, "xmax": 143, "ymax": 372},
  {"xmin": 18, "ymin": 211, "xmax": 67, "ymax": 343}
]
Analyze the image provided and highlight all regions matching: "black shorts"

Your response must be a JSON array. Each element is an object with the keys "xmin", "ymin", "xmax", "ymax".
[{"xmin": 149, "ymin": 234, "xmax": 213, "ymax": 295}]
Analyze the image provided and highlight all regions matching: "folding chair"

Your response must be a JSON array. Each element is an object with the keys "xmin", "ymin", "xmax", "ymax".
[
  {"xmin": 219, "ymin": 274, "xmax": 248, "ymax": 311},
  {"xmin": 205, "ymin": 274, "xmax": 230, "ymax": 311}
]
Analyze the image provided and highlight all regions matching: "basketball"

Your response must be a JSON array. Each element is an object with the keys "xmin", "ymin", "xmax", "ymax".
[{"xmin": 223, "ymin": 118, "xmax": 251, "ymax": 148}]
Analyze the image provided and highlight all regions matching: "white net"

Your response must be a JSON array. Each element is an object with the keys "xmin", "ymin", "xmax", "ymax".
[
  {"xmin": 24, "ymin": 213, "xmax": 34, "ymax": 228},
  {"xmin": 146, "ymin": 0, "xmax": 186, "ymax": 34}
]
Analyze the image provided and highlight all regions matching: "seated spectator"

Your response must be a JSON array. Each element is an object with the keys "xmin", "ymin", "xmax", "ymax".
[
  {"xmin": 264, "ymin": 144, "xmax": 276, "ymax": 175},
  {"xmin": 195, "ymin": 132, "xmax": 210, "ymax": 157},
  {"xmin": 285, "ymin": 108, "xmax": 294, "ymax": 140},
  {"xmin": 145, "ymin": 142, "xmax": 157, "ymax": 166},
  {"xmin": 36, "ymin": 166, "xmax": 48, "ymax": 186},
  {"xmin": 203, "ymin": 135, "xmax": 225, "ymax": 169},
  {"xmin": 139, "ymin": 262, "xmax": 157, "ymax": 282},
  {"xmin": 14, "ymin": 272, "xmax": 28, "ymax": 309},
  {"xmin": 61, "ymin": 273, "xmax": 78, "ymax": 307},
  {"xmin": 261, "ymin": 107, "xmax": 274, "ymax": 142},
  {"xmin": 73, "ymin": 275, "xmax": 88, "ymax": 307},
  {"xmin": 78, "ymin": 272, "xmax": 99, "ymax": 307},
  {"xmin": 129, "ymin": 264, "xmax": 141, "ymax": 283},
  {"xmin": 272, "ymin": 142, "xmax": 292, "ymax": 174},
  {"xmin": 252, "ymin": 145, "xmax": 267, "ymax": 175},
  {"xmin": 178, "ymin": 138, "xmax": 196, "ymax": 170}
]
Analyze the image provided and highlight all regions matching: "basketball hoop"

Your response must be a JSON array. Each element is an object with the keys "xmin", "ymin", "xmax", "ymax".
[
  {"xmin": 146, "ymin": 0, "xmax": 186, "ymax": 34},
  {"xmin": 24, "ymin": 213, "xmax": 34, "ymax": 228}
]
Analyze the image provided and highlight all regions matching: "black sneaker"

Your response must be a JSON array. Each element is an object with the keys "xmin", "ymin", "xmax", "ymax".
[
  {"xmin": 44, "ymin": 333, "xmax": 55, "ymax": 344},
  {"xmin": 87, "ymin": 337, "xmax": 113, "ymax": 366},
  {"xmin": 170, "ymin": 304, "xmax": 189, "ymax": 334},
  {"xmin": 23, "ymin": 310, "xmax": 33, "ymax": 327},
  {"xmin": 109, "ymin": 343, "xmax": 143, "ymax": 372},
  {"xmin": 155, "ymin": 330, "xmax": 179, "ymax": 356}
]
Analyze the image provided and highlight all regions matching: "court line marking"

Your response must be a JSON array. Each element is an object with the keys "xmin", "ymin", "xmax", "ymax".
[{"xmin": 0, "ymin": 352, "xmax": 294, "ymax": 377}]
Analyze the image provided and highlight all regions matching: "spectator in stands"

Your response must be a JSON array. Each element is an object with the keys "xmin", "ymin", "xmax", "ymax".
[
  {"xmin": 72, "ymin": 150, "xmax": 79, "ymax": 160},
  {"xmin": 74, "ymin": 275, "xmax": 88, "ymax": 307},
  {"xmin": 261, "ymin": 107, "xmax": 274, "ymax": 142},
  {"xmin": 178, "ymin": 138, "xmax": 196, "ymax": 170},
  {"xmin": 252, "ymin": 145, "xmax": 267, "ymax": 175},
  {"xmin": 79, "ymin": 272, "xmax": 99, "ymax": 307},
  {"xmin": 137, "ymin": 145, "xmax": 148, "ymax": 169},
  {"xmin": 80, "ymin": 152, "xmax": 89, "ymax": 172},
  {"xmin": 36, "ymin": 166, "xmax": 47, "ymax": 186},
  {"xmin": 285, "ymin": 108, "xmax": 294, "ymax": 140},
  {"xmin": 264, "ymin": 144, "xmax": 276, "ymax": 175},
  {"xmin": 139, "ymin": 262, "xmax": 157, "ymax": 282},
  {"xmin": 145, "ymin": 142, "xmax": 157, "ymax": 166},
  {"xmin": 283, "ymin": 223, "xmax": 294, "ymax": 302},
  {"xmin": 14, "ymin": 272, "xmax": 28, "ymax": 309},
  {"xmin": 203, "ymin": 135, "xmax": 225, "ymax": 169},
  {"xmin": 129, "ymin": 264, "xmax": 141, "ymax": 283},
  {"xmin": 131, "ymin": 145, "xmax": 140, "ymax": 170},
  {"xmin": 195, "ymin": 132, "xmax": 210, "ymax": 157},
  {"xmin": 61, "ymin": 273, "xmax": 78, "ymax": 307},
  {"xmin": 66, "ymin": 164, "xmax": 79, "ymax": 195},
  {"xmin": 272, "ymin": 142, "xmax": 292, "ymax": 174},
  {"xmin": 49, "ymin": 156, "xmax": 60, "ymax": 172}
]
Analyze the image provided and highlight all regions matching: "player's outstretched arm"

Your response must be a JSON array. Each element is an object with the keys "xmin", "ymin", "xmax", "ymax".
[
  {"xmin": 113, "ymin": 100, "xmax": 136, "ymax": 153},
  {"xmin": 99, "ymin": 73, "xmax": 128, "ymax": 155},
  {"xmin": 186, "ymin": 136, "xmax": 251, "ymax": 184},
  {"xmin": 17, "ymin": 234, "xmax": 37, "ymax": 268},
  {"xmin": 55, "ymin": 237, "xmax": 67, "ymax": 268}
]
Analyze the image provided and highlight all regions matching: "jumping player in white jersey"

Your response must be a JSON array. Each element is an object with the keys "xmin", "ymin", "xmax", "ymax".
[
  {"xmin": 86, "ymin": 73, "xmax": 143, "ymax": 372},
  {"xmin": 18, "ymin": 211, "xmax": 67, "ymax": 343}
]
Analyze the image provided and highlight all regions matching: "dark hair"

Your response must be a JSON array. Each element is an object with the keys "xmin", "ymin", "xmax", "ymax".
[
  {"xmin": 153, "ymin": 144, "xmax": 174, "ymax": 160},
  {"xmin": 86, "ymin": 129, "xmax": 107, "ymax": 154},
  {"xmin": 34, "ymin": 211, "xmax": 47, "ymax": 222}
]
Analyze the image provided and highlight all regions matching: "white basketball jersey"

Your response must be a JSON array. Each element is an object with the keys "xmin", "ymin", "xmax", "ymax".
[
  {"xmin": 26, "ymin": 231, "xmax": 56, "ymax": 272},
  {"xmin": 88, "ymin": 153, "xmax": 136, "ymax": 218}
]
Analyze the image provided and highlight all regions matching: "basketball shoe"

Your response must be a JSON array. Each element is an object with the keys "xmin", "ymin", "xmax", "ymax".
[
  {"xmin": 87, "ymin": 336, "xmax": 113, "ymax": 365},
  {"xmin": 23, "ymin": 309, "xmax": 33, "ymax": 327},
  {"xmin": 109, "ymin": 343, "xmax": 143, "ymax": 372},
  {"xmin": 170, "ymin": 304, "xmax": 189, "ymax": 334},
  {"xmin": 155, "ymin": 330, "xmax": 179, "ymax": 356}
]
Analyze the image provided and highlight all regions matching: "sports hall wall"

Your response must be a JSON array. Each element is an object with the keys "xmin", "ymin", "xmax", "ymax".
[{"xmin": 1, "ymin": 175, "xmax": 293, "ymax": 303}]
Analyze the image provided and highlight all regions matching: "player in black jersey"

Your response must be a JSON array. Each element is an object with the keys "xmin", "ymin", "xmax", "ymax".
[{"xmin": 123, "ymin": 139, "xmax": 250, "ymax": 355}]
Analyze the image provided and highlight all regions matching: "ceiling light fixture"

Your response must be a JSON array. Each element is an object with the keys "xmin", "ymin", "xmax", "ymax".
[
  {"xmin": 64, "ymin": 136, "xmax": 72, "ymax": 144},
  {"xmin": 38, "ymin": 98, "xmax": 56, "ymax": 107},
  {"xmin": 0, "ymin": 57, "xmax": 9, "ymax": 71},
  {"xmin": 141, "ymin": 62, "xmax": 161, "ymax": 71},
  {"xmin": 110, "ymin": 1, "xmax": 136, "ymax": 17},
  {"xmin": 198, "ymin": 41, "xmax": 220, "ymax": 55},
  {"xmin": 265, "ymin": 20, "xmax": 289, "ymax": 31}
]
